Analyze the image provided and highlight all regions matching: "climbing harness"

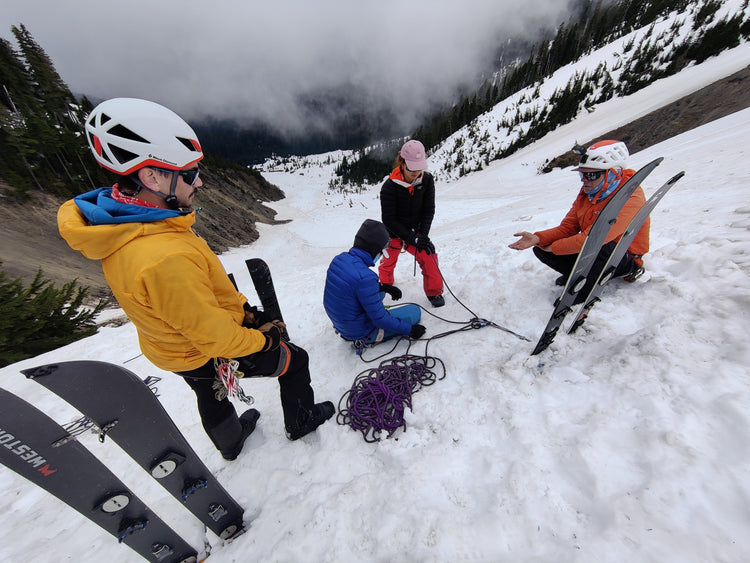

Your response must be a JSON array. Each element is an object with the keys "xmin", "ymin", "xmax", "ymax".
[{"xmin": 213, "ymin": 358, "xmax": 255, "ymax": 405}]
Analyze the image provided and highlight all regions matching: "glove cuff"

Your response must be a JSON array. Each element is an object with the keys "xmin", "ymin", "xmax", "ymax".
[{"xmin": 262, "ymin": 325, "xmax": 281, "ymax": 352}]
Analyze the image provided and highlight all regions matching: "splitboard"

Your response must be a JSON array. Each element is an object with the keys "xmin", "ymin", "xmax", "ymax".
[
  {"xmin": 568, "ymin": 170, "xmax": 685, "ymax": 333},
  {"xmin": 23, "ymin": 361, "xmax": 245, "ymax": 541},
  {"xmin": 530, "ymin": 157, "xmax": 663, "ymax": 355},
  {"xmin": 0, "ymin": 387, "xmax": 198, "ymax": 563}
]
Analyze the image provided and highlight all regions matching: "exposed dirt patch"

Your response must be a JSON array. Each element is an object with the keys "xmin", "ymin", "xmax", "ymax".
[
  {"xmin": 0, "ymin": 165, "xmax": 285, "ymax": 303},
  {"xmin": 544, "ymin": 65, "xmax": 750, "ymax": 170}
]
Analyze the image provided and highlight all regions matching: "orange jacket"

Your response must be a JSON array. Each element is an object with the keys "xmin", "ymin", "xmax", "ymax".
[{"xmin": 534, "ymin": 169, "xmax": 650, "ymax": 256}]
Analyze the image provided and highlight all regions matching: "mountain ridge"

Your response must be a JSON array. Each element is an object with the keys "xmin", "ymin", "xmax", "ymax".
[{"xmin": 2, "ymin": 67, "xmax": 746, "ymax": 303}]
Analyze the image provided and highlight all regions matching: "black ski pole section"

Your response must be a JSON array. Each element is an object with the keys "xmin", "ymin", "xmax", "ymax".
[
  {"xmin": 0, "ymin": 387, "xmax": 198, "ymax": 563},
  {"xmin": 568, "ymin": 170, "xmax": 685, "ymax": 334},
  {"xmin": 530, "ymin": 157, "xmax": 664, "ymax": 356},
  {"xmin": 23, "ymin": 361, "xmax": 245, "ymax": 541},
  {"xmin": 246, "ymin": 258, "xmax": 288, "ymax": 339}
]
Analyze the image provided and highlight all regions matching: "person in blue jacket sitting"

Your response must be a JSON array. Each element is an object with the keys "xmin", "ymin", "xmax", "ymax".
[{"xmin": 324, "ymin": 219, "xmax": 426, "ymax": 346}]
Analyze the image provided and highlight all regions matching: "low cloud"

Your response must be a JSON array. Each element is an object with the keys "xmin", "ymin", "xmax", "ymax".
[{"xmin": 2, "ymin": 0, "xmax": 573, "ymax": 140}]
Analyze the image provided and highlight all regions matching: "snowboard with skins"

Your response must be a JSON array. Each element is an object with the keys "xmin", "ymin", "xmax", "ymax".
[
  {"xmin": 567, "ymin": 170, "xmax": 685, "ymax": 334},
  {"xmin": 246, "ymin": 258, "xmax": 289, "ymax": 339},
  {"xmin": 22, "ymin": 361, "xmax": 245, "ymax": 541},
  {"xmin": 0, "ymin": 387, "xmax": 198, "ymax": 563},
  {"xmin": 530, "ymin": 157, "xmax": 663, "ymax": 355}
]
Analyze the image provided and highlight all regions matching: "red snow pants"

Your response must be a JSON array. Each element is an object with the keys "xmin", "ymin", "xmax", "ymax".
[{"xmin": 378, "ymin": 237, "xmax": 444, "ymax": 297}]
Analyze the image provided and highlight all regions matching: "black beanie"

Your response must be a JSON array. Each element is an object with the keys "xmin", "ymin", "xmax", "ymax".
[{"xmin": 353, "ymin": 219, "xmax": 390, "ymax": 258}]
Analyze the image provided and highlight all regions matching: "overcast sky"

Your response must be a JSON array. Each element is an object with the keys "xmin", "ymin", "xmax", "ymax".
[{"xmin": 1, "ymin": 0, "xmax": 573, "ymax": 139}]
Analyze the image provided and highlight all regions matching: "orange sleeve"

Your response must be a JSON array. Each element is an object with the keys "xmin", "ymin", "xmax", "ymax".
[{"xmin": 535, "ymin": 196, "xmax": 585, "ymax": 254}]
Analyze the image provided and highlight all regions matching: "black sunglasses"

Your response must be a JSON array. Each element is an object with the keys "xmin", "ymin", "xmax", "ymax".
[
  {"xmin": 155, "ymin": 166, "xmax": 200, "ymax": 186},
  {"xmin": 176, "ymin": 167, "xmax": 200, "ymax": 186},
  {"xmin": 579, "ymin": 170, "xmax": 605, "ymax": 181}
]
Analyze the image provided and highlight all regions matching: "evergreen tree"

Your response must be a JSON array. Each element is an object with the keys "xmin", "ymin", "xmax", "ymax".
[
  {"xmin": 0, "ymin": 25, "xmax": 111, "ymax": 198},
  {"xmin": 0, "ymin": 37, "xmax": 41, "ymax": 196},
  {"xmin": 0, "ymin": 264, "xmax": 109, "ymax": 367},
  {"xmin": 12, "ymin": 24, "xmax": 75, "ymax": 126}
]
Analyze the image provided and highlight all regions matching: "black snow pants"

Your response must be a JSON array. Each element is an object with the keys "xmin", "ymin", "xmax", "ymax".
[
  {"xmin": 176, "ymin": 340, "xmax": 315, "ymax": 446},
  {"xmin": 533, "ymin": 240, "xmax": 635, "ymax": 302}
]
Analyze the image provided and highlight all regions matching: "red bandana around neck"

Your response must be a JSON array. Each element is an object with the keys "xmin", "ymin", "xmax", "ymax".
[{"xmin": 110, "ymin": 184, "xmax": 162, "ymax": 209}]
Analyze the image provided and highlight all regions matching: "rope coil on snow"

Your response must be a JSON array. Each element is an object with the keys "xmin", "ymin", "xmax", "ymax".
[{"xmin": 336, "ymin": 353, "xmax": 445, "ymax": 442}]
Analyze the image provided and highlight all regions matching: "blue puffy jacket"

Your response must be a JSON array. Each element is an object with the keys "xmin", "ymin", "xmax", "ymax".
[{"xmin": 323, "ymin": 247, "xmax": 412, "ymax": 340}]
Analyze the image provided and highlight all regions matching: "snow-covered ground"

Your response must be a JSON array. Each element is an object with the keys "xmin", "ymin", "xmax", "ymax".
[{"xmin": 2, "ymin": 49, "xmax": 750, "ymax": 563}]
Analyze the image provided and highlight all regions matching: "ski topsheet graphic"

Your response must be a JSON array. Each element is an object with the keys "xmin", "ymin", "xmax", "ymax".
[
  {"xmin": 0, "ymin": 387, "xmax": 198, "ymax": 563},
  {"xmin": 568, "ymin": 170, "xmax": 685, "ymax": 334},
  {"xmin": 530, "ymin": 157, "xmax": 664, "ymax": 355},
  {"xmin": 23, "ymin": 361, "xmax": 245, "ymax": 541}
]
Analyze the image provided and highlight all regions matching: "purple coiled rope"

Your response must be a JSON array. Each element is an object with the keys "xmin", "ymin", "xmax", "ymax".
[{"xmin": 337, "ymin": 353, "xmax": 445, "ymax": 442}]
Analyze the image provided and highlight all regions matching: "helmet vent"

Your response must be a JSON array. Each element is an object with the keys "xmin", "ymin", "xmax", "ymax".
[
  {"xmin": 109, "ymin": 145, "xmax": 138, "ymax": 165},
  {"xmin": 108, "ymin": 124, "xmax": 149, "ymax": 144},
  {"xmin": 176, "ymin": 137, "xmax": 199, "ymax": 152},
  {"xmin": 100, "ymin": 113, "xmax": 111, "ymax": 125}
]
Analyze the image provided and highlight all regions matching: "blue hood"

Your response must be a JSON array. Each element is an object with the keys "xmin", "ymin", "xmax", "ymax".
[{"xmin": 74, "ymin": 188, "xmax": 186, "ymax": 225}]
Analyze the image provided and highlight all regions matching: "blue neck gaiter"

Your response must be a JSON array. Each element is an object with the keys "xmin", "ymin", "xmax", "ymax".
[{"xmin": 586, "ymin": 170, "xmax": 621, "ymax": 202}]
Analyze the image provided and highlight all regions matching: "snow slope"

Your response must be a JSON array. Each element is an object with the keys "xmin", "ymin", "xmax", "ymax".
[{"xmin": 1, "ymin": 49, "xmax": 750, "ymax": 563}]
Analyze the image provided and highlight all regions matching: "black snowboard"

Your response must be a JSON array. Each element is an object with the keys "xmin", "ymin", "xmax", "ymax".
[
  {"xmin": 0, "ymin": 387, "xmax": 198, "ymax": 563},
  {"xmin": 246, "ymin": 258, "xmax": 289, "ymax": 339},
  {"xmin": 531, "ymin": 157, "xmax": 663, "ymax": 355},
  {"xmin": 22, "ymin": 361, "xmax": 245, "ymax": 541}
]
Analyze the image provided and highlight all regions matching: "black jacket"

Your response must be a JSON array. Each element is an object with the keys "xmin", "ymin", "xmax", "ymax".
[{"xmin": 380, "ymin": 170, "xmax": 435, "ymax": 243}]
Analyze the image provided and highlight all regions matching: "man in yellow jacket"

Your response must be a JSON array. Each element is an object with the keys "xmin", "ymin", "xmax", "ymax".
[
  {"xmin": 58, "ymin": 98, "xmax": 333, "ymax": 460},
  {"xmin": 509, "ymin": 140, "xmax": 648, "ymax": 302}
]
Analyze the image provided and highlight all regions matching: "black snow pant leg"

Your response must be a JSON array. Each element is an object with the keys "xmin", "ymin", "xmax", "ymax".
[
  {"xmin": 534, "ymin": 241, "xmax": 634, "ymax": 302},
  {"xmin": 236, "ymin": 341, "xmax": 315, "ymax": 430},
  {"xmin": 176, "ymin": 362, "xmax": 240, "ymax": 451},
  {"xmin": 533, "ymin": 246, "xmax": 577, "ymax": 276}
]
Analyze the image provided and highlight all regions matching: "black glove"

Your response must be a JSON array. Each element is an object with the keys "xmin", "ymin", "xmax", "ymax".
[
  {"xmin": 379, "ymin": 283, "xmax": 402, "ymax": 301},
  {"xmin": 243, "ymin": 303, "xmax": 273, "ymax": 328},
  {"xmin": 409, "ymin": 324, "xmax": 426, "ymax": 339},
  {"xmin": 260, "ymin": 323, "xmax": 283, "ymax": 351},
  {"xmin": 406, "ymin": 229, "xmax": 418, "ymax": 246},
  {"xmin": 414, "ymin": 235, "xmax": 434, "ymax": 255}
]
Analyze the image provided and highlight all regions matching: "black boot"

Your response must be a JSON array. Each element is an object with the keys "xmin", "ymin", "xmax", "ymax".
[
  {"xmin": 286, "ymin": 401, "xmax": 335, "ymax": 441},
  {"xmin": 427, "ymin": 294, "xmax": 445, "ymax": 307},
  {"xmin": 207, "ymin": 409, "xmax": 260, "ymax": 460}
]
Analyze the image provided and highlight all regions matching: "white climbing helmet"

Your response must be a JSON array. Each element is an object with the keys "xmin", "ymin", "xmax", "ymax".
[
  {"xmin": 85, "ymin": 98, "xmax": 203, "ymax": 175},
  {"xmin": 575, "ymin": 139, "xmax": 629, "ymax": 170}
]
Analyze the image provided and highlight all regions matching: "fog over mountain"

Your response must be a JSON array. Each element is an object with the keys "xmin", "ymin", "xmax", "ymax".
[{"xmin": 1, "ymin": 0, "xmax": 574, "ymax": 150}]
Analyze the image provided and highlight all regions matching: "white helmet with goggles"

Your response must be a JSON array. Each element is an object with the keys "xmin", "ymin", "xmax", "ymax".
[
  {"xmin": 85, "ymin": 98, "xmax": 203, "ymax": 175},
  {"xmin": 574, "ymin": 139, "xmax": 628, "ymax": 171}
]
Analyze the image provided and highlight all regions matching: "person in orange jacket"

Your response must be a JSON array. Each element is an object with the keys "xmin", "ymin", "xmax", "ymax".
[{"xmin": 509, "ymin": 140, "xmax": 648, "ymax": 302}]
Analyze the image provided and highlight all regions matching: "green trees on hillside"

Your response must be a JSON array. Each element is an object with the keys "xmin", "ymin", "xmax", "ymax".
[
  {"xmin": 370, "ymin": 0, "xmax": 745, "ymax": 185},
  {"xmin": 330, "ymin": 139, "xmax": 404, "ymax": 191},
  {"xmin": 0, "ymin": 25, "xmax": 109, "ymax": 199},
  {"xmin": 0, "ymin": 264, "xmax": 108, "ymax": 367}
]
